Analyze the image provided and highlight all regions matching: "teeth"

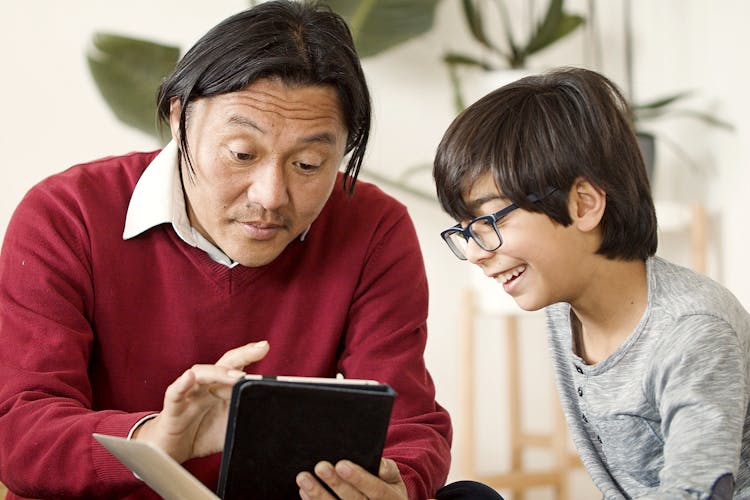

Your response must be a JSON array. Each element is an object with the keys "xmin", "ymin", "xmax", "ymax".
[{"xmin": 496, "ymin": 265, "xmax": 526, "ymax": 284}]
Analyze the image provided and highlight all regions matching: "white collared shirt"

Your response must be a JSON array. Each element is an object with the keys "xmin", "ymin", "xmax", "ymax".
[{"xmin": 122, "ymin": 141, "xmax": 240, "ymax": 268}]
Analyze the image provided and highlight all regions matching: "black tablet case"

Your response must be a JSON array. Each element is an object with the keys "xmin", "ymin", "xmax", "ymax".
[{"xmin": 217, "ymin": 378, "xmax": 396, "ymax": 500}]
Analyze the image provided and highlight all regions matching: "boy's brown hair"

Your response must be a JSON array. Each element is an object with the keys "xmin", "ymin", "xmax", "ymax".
[{"xmin": 433, "ymin": 66, "xmax": 657, "ymax": 260}]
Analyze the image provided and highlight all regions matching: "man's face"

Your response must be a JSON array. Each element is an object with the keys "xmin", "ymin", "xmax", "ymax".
[{"xmin": 170, "ymin": 78, "xmax": 348, "ymax": 267}]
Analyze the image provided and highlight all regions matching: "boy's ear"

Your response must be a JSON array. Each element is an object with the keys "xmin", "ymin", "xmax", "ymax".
[{"xmin": 567, "ymin": 177, "xmax": 606, "ymax": 232}]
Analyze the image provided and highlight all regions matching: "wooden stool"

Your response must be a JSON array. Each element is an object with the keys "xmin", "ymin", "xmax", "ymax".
[{"xmin": 457, "ymin": 287, "xmax": 583, "ymax": 500}]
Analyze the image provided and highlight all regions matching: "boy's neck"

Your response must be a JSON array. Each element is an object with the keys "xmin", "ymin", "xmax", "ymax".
[{"xmin": 570, "ymin": 258, "xmax": 648, "ymax": 364}]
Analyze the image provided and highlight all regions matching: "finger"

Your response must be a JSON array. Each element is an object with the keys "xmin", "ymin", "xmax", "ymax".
[
  {"xmin": 377, "ymin": 458, "xmax": 403, "ymax": 485},
  {"xmin": 162, "ymin": 369, "xmax": 197, "ymax": 413},
  {"xmin": 216, "ymin": 340, "xmax": 270, "ymax": 370},
  {"xmin": 187, "ymin": 364, "xmax": 246, "ymax": 386},
  {"xmin": 335, "ymin": 459, "xmax": 404, "ymax": 498},
  {"xmin": 295, "ymin": 471, "xmax": 337, "ymax": 500},
  {"xmin": 162, "ymin": 365, "xmax": 241, "ymax": 416},
  {"xmin": 314, "ymin": 461, "xmax": 367, "ymax": 499}
]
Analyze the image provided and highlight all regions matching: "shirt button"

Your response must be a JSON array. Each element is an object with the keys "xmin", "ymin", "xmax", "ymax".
[
  {"xmin": 577, "ymin": 387, "xmax": 583, "ymax": 397},
  {"xmin": 575, "ymin": 365, "xmax": 583, "ymax": 374},
  {"xmin": 582, "ymin": 414, "xmax": 588, "ymax": 423}
]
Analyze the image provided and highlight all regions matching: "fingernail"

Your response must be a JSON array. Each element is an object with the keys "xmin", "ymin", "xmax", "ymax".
[
  {"xmin": 297, "ymin": 474, "xmax": 314, "ymax": 491},
  {"xmin": 317, "ymin": 464, "xmax": 333, "ymax": 480},
  {"xmin": 228, "ymin": 370, "xmax": 246, "ymax": 378},
  {"xmin": 337, "ymin": 461, "xmax": 352, "ymax": 478},
  {"xmin": 255, "ymin": 340, "xmax": 269, "ymax": 349}
]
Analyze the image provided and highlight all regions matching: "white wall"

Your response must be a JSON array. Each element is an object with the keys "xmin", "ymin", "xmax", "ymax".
[{"xmin": 2, "ymin": 2, "xmax": 749, "ymax": 498}]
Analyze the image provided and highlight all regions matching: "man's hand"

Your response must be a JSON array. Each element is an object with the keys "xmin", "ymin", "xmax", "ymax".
[
  {"xmin": 133, "ymin": 340, "xmax": 270, "ymax": 463},
  {"xmin": 296, "ymin": 458, "xmax": 408, "ymax": 500}
]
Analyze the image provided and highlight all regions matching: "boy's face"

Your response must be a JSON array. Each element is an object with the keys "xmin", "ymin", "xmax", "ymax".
[{"xmin": 462, "ymin": 173, "xmax": 584, "ymax": 311}]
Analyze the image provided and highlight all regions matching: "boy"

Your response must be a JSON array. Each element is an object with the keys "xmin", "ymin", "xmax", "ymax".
[{"xmin": 432, "ymin": 67, "xmax": 750, "ymax": 498}]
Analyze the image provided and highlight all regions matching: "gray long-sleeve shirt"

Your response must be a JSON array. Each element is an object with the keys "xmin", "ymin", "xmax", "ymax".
[{"xmin": 546, "ymin": 256, "xmax": 750, "ymax": 499}]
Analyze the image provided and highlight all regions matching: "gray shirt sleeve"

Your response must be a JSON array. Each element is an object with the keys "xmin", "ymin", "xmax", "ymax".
[
  {"xmin": 643, "ymin": 314, "xmax": 746, "ymax": 498},
  {"xmin": 547, "ymin": 257, "xmax": 750, "ymax": 499}
]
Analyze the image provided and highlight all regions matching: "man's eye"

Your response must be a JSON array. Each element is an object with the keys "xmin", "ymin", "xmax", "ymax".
[
  {"xmin": 297, "ymin": 162, "xmax": 321, "ymax": 172},
  {"xmin": 232, "ymin": 151, "xmax": 254, "ymax": 161}
]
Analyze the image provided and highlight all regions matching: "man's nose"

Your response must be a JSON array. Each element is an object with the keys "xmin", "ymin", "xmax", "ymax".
[{"xmin": 246, "ymin": 160, "xmax": 290, "ymax": 210}]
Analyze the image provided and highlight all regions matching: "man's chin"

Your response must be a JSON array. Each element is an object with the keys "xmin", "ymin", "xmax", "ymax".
[{"xmin": 227, "ymin": 241, "xmax": 290, "ymax": 268}]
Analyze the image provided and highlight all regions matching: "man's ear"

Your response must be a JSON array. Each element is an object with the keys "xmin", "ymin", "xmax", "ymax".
[
  {"xmin": 567, "ymin": 177, "xmax": 606, "ymax": 232},
  {"xmin": 168, "ymin": 97, "xmax": 182, "ymax": 143}
]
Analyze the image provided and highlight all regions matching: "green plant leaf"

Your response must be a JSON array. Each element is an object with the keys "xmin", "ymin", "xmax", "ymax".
[
  {"xmin": 496, "ymin": 0, "xmax": 522, "ymax": 67},
  {"xmin": 86, "ymin": 33, "xmax": 179, "ymax": 139},
  {"xmin": 461, "ymin": 0, "xmax": 495, "ymax": 50},
  {"xmin": 636, "ymin": 107, "xmax": 734, "ymax": 131},
  {"xmin": 325, "ymin": 0, "xmax": 441, "ymax": 58},
  {"xmin": 523, "ymin": 0, "xmax": 585, "ymax": 58},
  {"xmin": 632, "ymin": 91, "xmax": 733, "ymax": 130},
  {"xmin": 442, "ymin": 51, "xmax": 495, "ymax": 70},
  {"xmin": 667, "ymin": 110, "xmax": 734, "ymax": 130},
  {"xmin": 633, "ymin": 91, "xmax": 693, "ymax": 111}
]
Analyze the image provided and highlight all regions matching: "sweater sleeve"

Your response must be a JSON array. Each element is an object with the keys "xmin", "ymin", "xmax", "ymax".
[
  {"xmin": 337, "ymin": 206, "xmax": 452, "ymax": 500},
  {"xmin": 0, "ymin": 183, "xmax": 152, "ymax": 498},
  {"xmin": 644, "ymin": 314, "xmax": 747, "ymax": 499}
]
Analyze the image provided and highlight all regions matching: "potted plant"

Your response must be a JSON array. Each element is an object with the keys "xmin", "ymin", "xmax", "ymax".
[
  {"xmin": 630, "ymin": 93, "xmax": 734, "ymax": 180},
  {"xmin": 616, "ymin": 0, "xmax": 733, "ymax": 180},
  {"xmin": 442, "ymin": 0, "xmax": 586, "ymax": 110}
]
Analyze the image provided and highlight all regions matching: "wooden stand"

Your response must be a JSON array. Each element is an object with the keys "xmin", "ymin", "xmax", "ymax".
[{"xmin": 458, "ymin": 288, "xmax": 583, "ymax": 500}]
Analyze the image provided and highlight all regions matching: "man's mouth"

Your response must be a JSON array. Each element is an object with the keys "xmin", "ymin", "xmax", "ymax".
[
  {"xmin": 238, "ymin": 221, "xmax": 284, "ymax": 240},
  {"xmin": 495, "ymin": 264, "xmax": 527, "ymax": 285}
]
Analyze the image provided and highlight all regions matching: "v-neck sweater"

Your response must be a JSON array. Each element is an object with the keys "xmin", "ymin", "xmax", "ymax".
[{"xmin": 0, "ymin": 149, "xmax": 451, "ymax": 499}]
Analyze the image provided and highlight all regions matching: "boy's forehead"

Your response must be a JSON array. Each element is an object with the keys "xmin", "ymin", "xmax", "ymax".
[{"xmin": 463, "ymin": 173, "xmax": 509, "ymax": 211}]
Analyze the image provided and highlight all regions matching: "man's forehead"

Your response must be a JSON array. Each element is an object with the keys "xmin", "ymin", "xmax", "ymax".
[{"xmin": 187, "ymin": 81, "xmax": 348, "ymax": 142}]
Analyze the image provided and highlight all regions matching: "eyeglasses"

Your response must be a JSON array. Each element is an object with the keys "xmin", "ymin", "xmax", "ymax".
[{"xmin": 440, "ymin": 187, "xmax": 557, "ymax": 260}]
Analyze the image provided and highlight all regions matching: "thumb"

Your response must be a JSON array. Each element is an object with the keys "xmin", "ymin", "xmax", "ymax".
[{"xmin": 378, "ymin": 458, "xmax": 401, "ymax": 484}]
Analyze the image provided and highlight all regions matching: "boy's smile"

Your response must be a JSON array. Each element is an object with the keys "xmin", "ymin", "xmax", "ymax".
[{"xmin": 495, "ymin": 264, "xmax": 527, "ymax": 290}]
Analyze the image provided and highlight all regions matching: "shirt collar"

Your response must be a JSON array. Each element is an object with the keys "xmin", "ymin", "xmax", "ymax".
[{"xmin": 122, "ymin": 140, "xmax": 239, "ymax": 268}]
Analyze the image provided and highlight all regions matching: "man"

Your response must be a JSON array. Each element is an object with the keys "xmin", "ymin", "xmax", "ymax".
[{"xmin": 0, "ymin": 2, "xmax": 451, "ymax": 498}]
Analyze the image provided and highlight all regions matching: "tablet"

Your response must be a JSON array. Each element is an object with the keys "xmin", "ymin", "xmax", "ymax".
[
  {"xmin": 217, "ymin": 375, "xmax": 396, "ymax": 500},
  {"xmin": 93, "ymin": 433, "xmax": 220, "ymax": 500}
]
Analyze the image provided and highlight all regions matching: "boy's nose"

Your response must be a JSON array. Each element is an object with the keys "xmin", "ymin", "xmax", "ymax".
[{"xmin": 464, "ymin": 238, "xmax": 495, "ymax": 265}]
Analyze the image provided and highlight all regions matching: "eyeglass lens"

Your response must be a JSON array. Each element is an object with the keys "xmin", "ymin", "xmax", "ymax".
[
  {"xmin": 469, "ymin": 219, "xmax": 501, "ymax": 250},
  {"xmin": 446, "ymin": 219, "xmax": 502, "ymax": 259}
]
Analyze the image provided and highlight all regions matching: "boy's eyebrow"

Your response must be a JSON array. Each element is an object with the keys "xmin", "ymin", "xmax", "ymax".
[{"xmin": 465, "ymin": 194, "xmax": 505, "ymax": 212}]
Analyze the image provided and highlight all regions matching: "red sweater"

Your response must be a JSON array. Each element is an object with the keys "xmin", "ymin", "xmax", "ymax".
[{"xmin": 0, "ymin": 150, "xmax": 451, "ymax": 499}]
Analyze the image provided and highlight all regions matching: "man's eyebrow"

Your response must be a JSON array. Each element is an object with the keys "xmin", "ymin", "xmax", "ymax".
[
  {"xmin": 227, "ymin": 114, "xmax": 338, "ymax": 145},
  {"xmin": 228, "ymin": 114, "xmax": 264, "ymax": 132}
]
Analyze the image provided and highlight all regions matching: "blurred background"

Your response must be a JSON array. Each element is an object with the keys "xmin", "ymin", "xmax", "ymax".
[{"xmin": 2, "ymin": 1, "xmax": 749, "ymax": 498}]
